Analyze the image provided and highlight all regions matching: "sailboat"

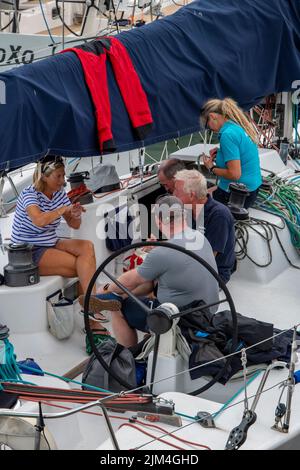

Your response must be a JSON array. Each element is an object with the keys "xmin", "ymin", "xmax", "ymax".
[{"xmin": 0, "ymin": 0, "xmax": 300, "ymax": 450}]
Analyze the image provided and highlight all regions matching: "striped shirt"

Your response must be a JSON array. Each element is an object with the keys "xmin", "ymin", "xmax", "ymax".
[{"xmin": 11, "ymin": 185, "xmax": 71, "ymax": 246}]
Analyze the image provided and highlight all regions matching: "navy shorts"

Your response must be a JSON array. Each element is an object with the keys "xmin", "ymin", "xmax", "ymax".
[
  {"xmin": 31, "ymin": 245, "xmax": 55, "ymax": 265},
  {"xmin": 96, "ymin": 293, "xmax": 160, "ymax": 332}
]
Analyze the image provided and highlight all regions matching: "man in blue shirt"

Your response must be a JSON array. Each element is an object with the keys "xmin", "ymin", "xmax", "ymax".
[{"xmin": 174, "ymin": 169, "xmax": 236, "ymax": 283}]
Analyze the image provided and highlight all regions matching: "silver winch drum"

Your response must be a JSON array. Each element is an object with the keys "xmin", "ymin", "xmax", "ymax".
[{"xmin": 4, "ymin": 243, "xmax": 40, "ymax": 287}]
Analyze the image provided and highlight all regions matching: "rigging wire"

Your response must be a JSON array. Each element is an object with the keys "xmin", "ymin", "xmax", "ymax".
[
  {"xmin": 55, "ymin": 0, "xmax": 84, "ymax": 37},
  {"xmin": 0, "ymin": 16, "xmax": 14, "ymax": 31},
  {"xmin": 0, "ymin": 28, "xmax": 122, "ymax": 68},
  {"xmin": 171, "ymin": 0, "xmax": 186, "ymax": 6},
  {"xmin": 0, "ymin": 0, "xmax": 182, "ymax": 67},
  {"xmin": 21, "ymin": 398, "xmax": 211, "ymax": 450},
  {"xmin": 11, "ymin": 380, "xmax": 289, "ymax": 451},
  {"xmin": 3, "ymin": 322, "xmax": 300, "ymax": 401},
  {"xmin": 1, "ymin": 325, "xmax": 299, "ymax": 450},
  {"xmin": 0, "ymin": 31, "xmax": 99, "ymax": 67},
  {"xmin": 55, "ymin": 0, "xmax": 111, "ymax": 38},
  {"xmin": 38, "ymin": 0, "xmax": 57, "ymax": 44},
  {"xmin": 134, "ymin": 379, "xmax": 287, "ymax": 450}
]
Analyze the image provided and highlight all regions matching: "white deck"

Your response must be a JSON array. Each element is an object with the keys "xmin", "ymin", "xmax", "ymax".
[
  {"xmin": 98, "ymin": 367, "xmax": 300, "ymax": 451},
  {"xmin": 0, "ymin": 149, "xmax": 299, "ymax": 450}
]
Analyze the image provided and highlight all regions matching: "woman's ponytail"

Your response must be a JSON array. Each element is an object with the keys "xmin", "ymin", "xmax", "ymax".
[{"xmin": 201, "ymin": 98, "xmax": 259, "ymax": 144}]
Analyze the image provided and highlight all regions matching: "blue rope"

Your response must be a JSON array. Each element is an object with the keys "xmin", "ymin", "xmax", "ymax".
[
  {"xmin": 19, "ymin": 364, "xmax": 112, "ymax": 394},
  {"xmin": 213, "ymin": 370, "xmax": 262, "ymax": 419},
  {"xmin": 0, "ymin": 338, "xmax": 111, "ymax": 394},
  {"xmin": 175, "ymin": 370, "xmax": 262, "ymax": 422},
  {"xmin": 0, "ymin": 339, "xmax": 22, "ymax": 390},
  {"xmin": 0, "ymin": 378, "xmax": 37, "ymax": 386}
]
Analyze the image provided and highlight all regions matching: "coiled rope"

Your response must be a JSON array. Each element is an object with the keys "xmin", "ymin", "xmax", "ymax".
[{"xmin": 254, "ymin": 174, "xmax": 300, "ymax": 251}]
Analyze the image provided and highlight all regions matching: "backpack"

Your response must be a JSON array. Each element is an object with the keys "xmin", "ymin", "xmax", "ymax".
[{"xmin": 82, "ymin": 338, "xmax": 137, "ymax": 393}]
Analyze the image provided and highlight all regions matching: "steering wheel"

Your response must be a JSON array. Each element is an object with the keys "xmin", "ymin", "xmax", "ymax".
[{"xmin": 83, "ymin": 241, "xmax": 238, "ymax": 395}]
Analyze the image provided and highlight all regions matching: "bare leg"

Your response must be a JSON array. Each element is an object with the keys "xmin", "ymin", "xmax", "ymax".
[
  {"xmin": 111, "ymin": 311, "xmax": 138, "ymax": 348},
  {"xmin": 56, "ymin": 239, "xmax": 96, "ymax": 293},
  {"xmin": 39, "ymin": 242, "xmax": 104, "ymax": 331},
  {"xmin": 38, "ymin": 248, "xmax": 77, "ymax": 277}
]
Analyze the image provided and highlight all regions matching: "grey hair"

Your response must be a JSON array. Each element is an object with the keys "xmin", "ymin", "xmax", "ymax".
[
  {"xmin": 175, "ymin": 169, "xmax": 207, "ymax": 199},
  {"xmin": 154, "ymin": 195, "xmax": 185, "ymax": 224}
]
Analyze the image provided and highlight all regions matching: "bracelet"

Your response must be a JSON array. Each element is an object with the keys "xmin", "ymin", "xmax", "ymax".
[{"xmin": 103, "ymin": 283, "xmax": 110, "ymax": 292}]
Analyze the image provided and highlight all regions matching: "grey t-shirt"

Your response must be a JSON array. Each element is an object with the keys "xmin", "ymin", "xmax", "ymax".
[{"xmin": 137, "ymin": 228, "xmax": 219, "ymax": 310}]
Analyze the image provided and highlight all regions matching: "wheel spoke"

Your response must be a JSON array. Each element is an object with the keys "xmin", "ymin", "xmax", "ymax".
[
  {"xmin": 103, "ymin": 269, "xmax": 152, "ymax": 314},
  {"xmin": 172, "ymin": 298, "xmax": 229, "ymax": 319}
]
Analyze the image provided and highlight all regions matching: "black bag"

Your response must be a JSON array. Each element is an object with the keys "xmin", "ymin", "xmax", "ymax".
[
  {"xmin": 82, "ymin": 338, "xmax": 137, "ymax": 393},
  {"xmin": 105, "ymin": 207, "xmax": 133, "ymax": 252}
]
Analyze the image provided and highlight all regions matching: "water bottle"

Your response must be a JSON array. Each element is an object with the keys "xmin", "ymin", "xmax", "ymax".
[{"xmin": 279, "ymin": 138, "xmax": 289, "ymax": 164}]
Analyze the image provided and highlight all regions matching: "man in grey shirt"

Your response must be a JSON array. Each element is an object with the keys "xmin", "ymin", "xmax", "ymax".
[
  {"xmin": 137, "ymin": 227, "xmax": 218, "ymax": 309},
  {"xmin": 94, "ymin": 196, "xmax": 219, "ymax": 347}
]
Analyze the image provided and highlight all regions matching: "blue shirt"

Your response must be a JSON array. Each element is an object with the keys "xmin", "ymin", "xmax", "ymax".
[
  {"xmin": 216, "ymin": 121, "xmax": 262, "ymax": 192},
  {"xmin": 192, "ymin": 196, "xmax": 236, "ymax": 283},
  {"xmin": 11, "ymin": 185, "xmax": 71, "ymax": 246}
]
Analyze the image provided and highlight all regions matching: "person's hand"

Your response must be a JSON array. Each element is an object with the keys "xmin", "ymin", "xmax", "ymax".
[
  {"xmin": 96, "ymin": 284, "xmax": 127, "ymax": 299},
  {"xmin": 203, "ymin": 154, "xmax": 215, "ymax": 170},
  {"xmin": 70, "ymin": 203, "xmax": 86, "ymax": 219},
  {"xmin": 97, "ymin": 285, "xmax": 107, "ymax": 295},
  {"xmin": 209, "ymin": 147, "xmax": 218, "ymax": 160},
  {"xmin": 142, "ymin": 234, "xmax": 157, "ymax": 253},
  {"xmin": 57, "ymin": 205, "xmax": 72, "ymax": 217}
]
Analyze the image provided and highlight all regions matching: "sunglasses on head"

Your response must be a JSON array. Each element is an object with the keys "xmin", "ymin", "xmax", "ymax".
[{"xmin": 40, "ymin": 155, "xmax": 64, "ymax": 173}]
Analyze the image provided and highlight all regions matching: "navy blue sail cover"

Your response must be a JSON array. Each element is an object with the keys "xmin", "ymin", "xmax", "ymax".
[{"xmin": 0, "ymin": 0, "xmax": 300, "ymax": 169}]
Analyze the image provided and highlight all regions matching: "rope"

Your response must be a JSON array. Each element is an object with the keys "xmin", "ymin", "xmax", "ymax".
[
  {"xmin": 67, "ymin": 183, "xmax": 122, "ymax": 204},
  {"xmin": 67, "ymin": 174, "xmax": 153, "ymax": 203},
  {"xmin": 235, "ymin": 216, "xmax": 300, "ymax": 269},
  {"xmin": 3, "ymin": 322, "xmax": 299, "ymax": 401},
  {"xmin": 12, "ymin": 363, "xmax": 111, "ymax": 394},
  {"xmin": 38, "ymin": 0, "xmax": 57, "ymax": 44},
  {"xmin": 254, "ymin": 175, "xmax": 300, "ymax": 251},
  {"xmin": 118, "ymin": 422, "xmax": 211, "ymax": 450},
  {"xmin": 1, "ymin": 324, "xmax": 298, "ymax": 451},
  {"xmin": 134, "ymin": 378, "xmax": 287, "ymax": 450},
  {"xmin": 0, "ymin": 339, "xmax": 22, "ymax": 390}
]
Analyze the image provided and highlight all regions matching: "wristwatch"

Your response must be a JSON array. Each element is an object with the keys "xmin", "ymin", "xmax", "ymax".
[{"xmin": 209, "ymin": 165, "xmax": 217, "ymax": 175}]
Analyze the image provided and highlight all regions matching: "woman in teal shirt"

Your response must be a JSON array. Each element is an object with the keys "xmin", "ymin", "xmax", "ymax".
[{"xmin": 201, "ymin": 98, "xmax": 262, "ymax": 208}]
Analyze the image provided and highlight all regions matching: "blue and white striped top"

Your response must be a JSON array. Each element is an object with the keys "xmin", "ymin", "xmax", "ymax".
[{"xmin": 11, "ymin": 185, "xmax": 71, "ymax": 246}]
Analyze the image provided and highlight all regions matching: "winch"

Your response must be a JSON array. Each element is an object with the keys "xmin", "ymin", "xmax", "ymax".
[
  {"xmin": 4, "ymin": 243, "xmax": 39, "ymax": 287},
  {"xmin": 67, "ymin": 171, "xmax": 93, "ymax": 205},
  {"xmin": 227, "ymin": 183, "xmax": 250, "ymax": 220}
]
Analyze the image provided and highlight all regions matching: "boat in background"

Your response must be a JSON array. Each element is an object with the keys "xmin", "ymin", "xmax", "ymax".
[{"xmin": 0, "ymin": 0, "xmax": 178, "ymax": 72}]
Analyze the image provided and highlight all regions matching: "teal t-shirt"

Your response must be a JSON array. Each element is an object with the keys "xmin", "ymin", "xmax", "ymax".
[{"xmin": 216, "ymin": 121, "xmax": 262, "ymax": 192}]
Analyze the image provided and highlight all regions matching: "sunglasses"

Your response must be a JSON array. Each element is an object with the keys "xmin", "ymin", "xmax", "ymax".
[{"xmin": 40, "ymin": 155, "xmax": 64, "ymax": 173}]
